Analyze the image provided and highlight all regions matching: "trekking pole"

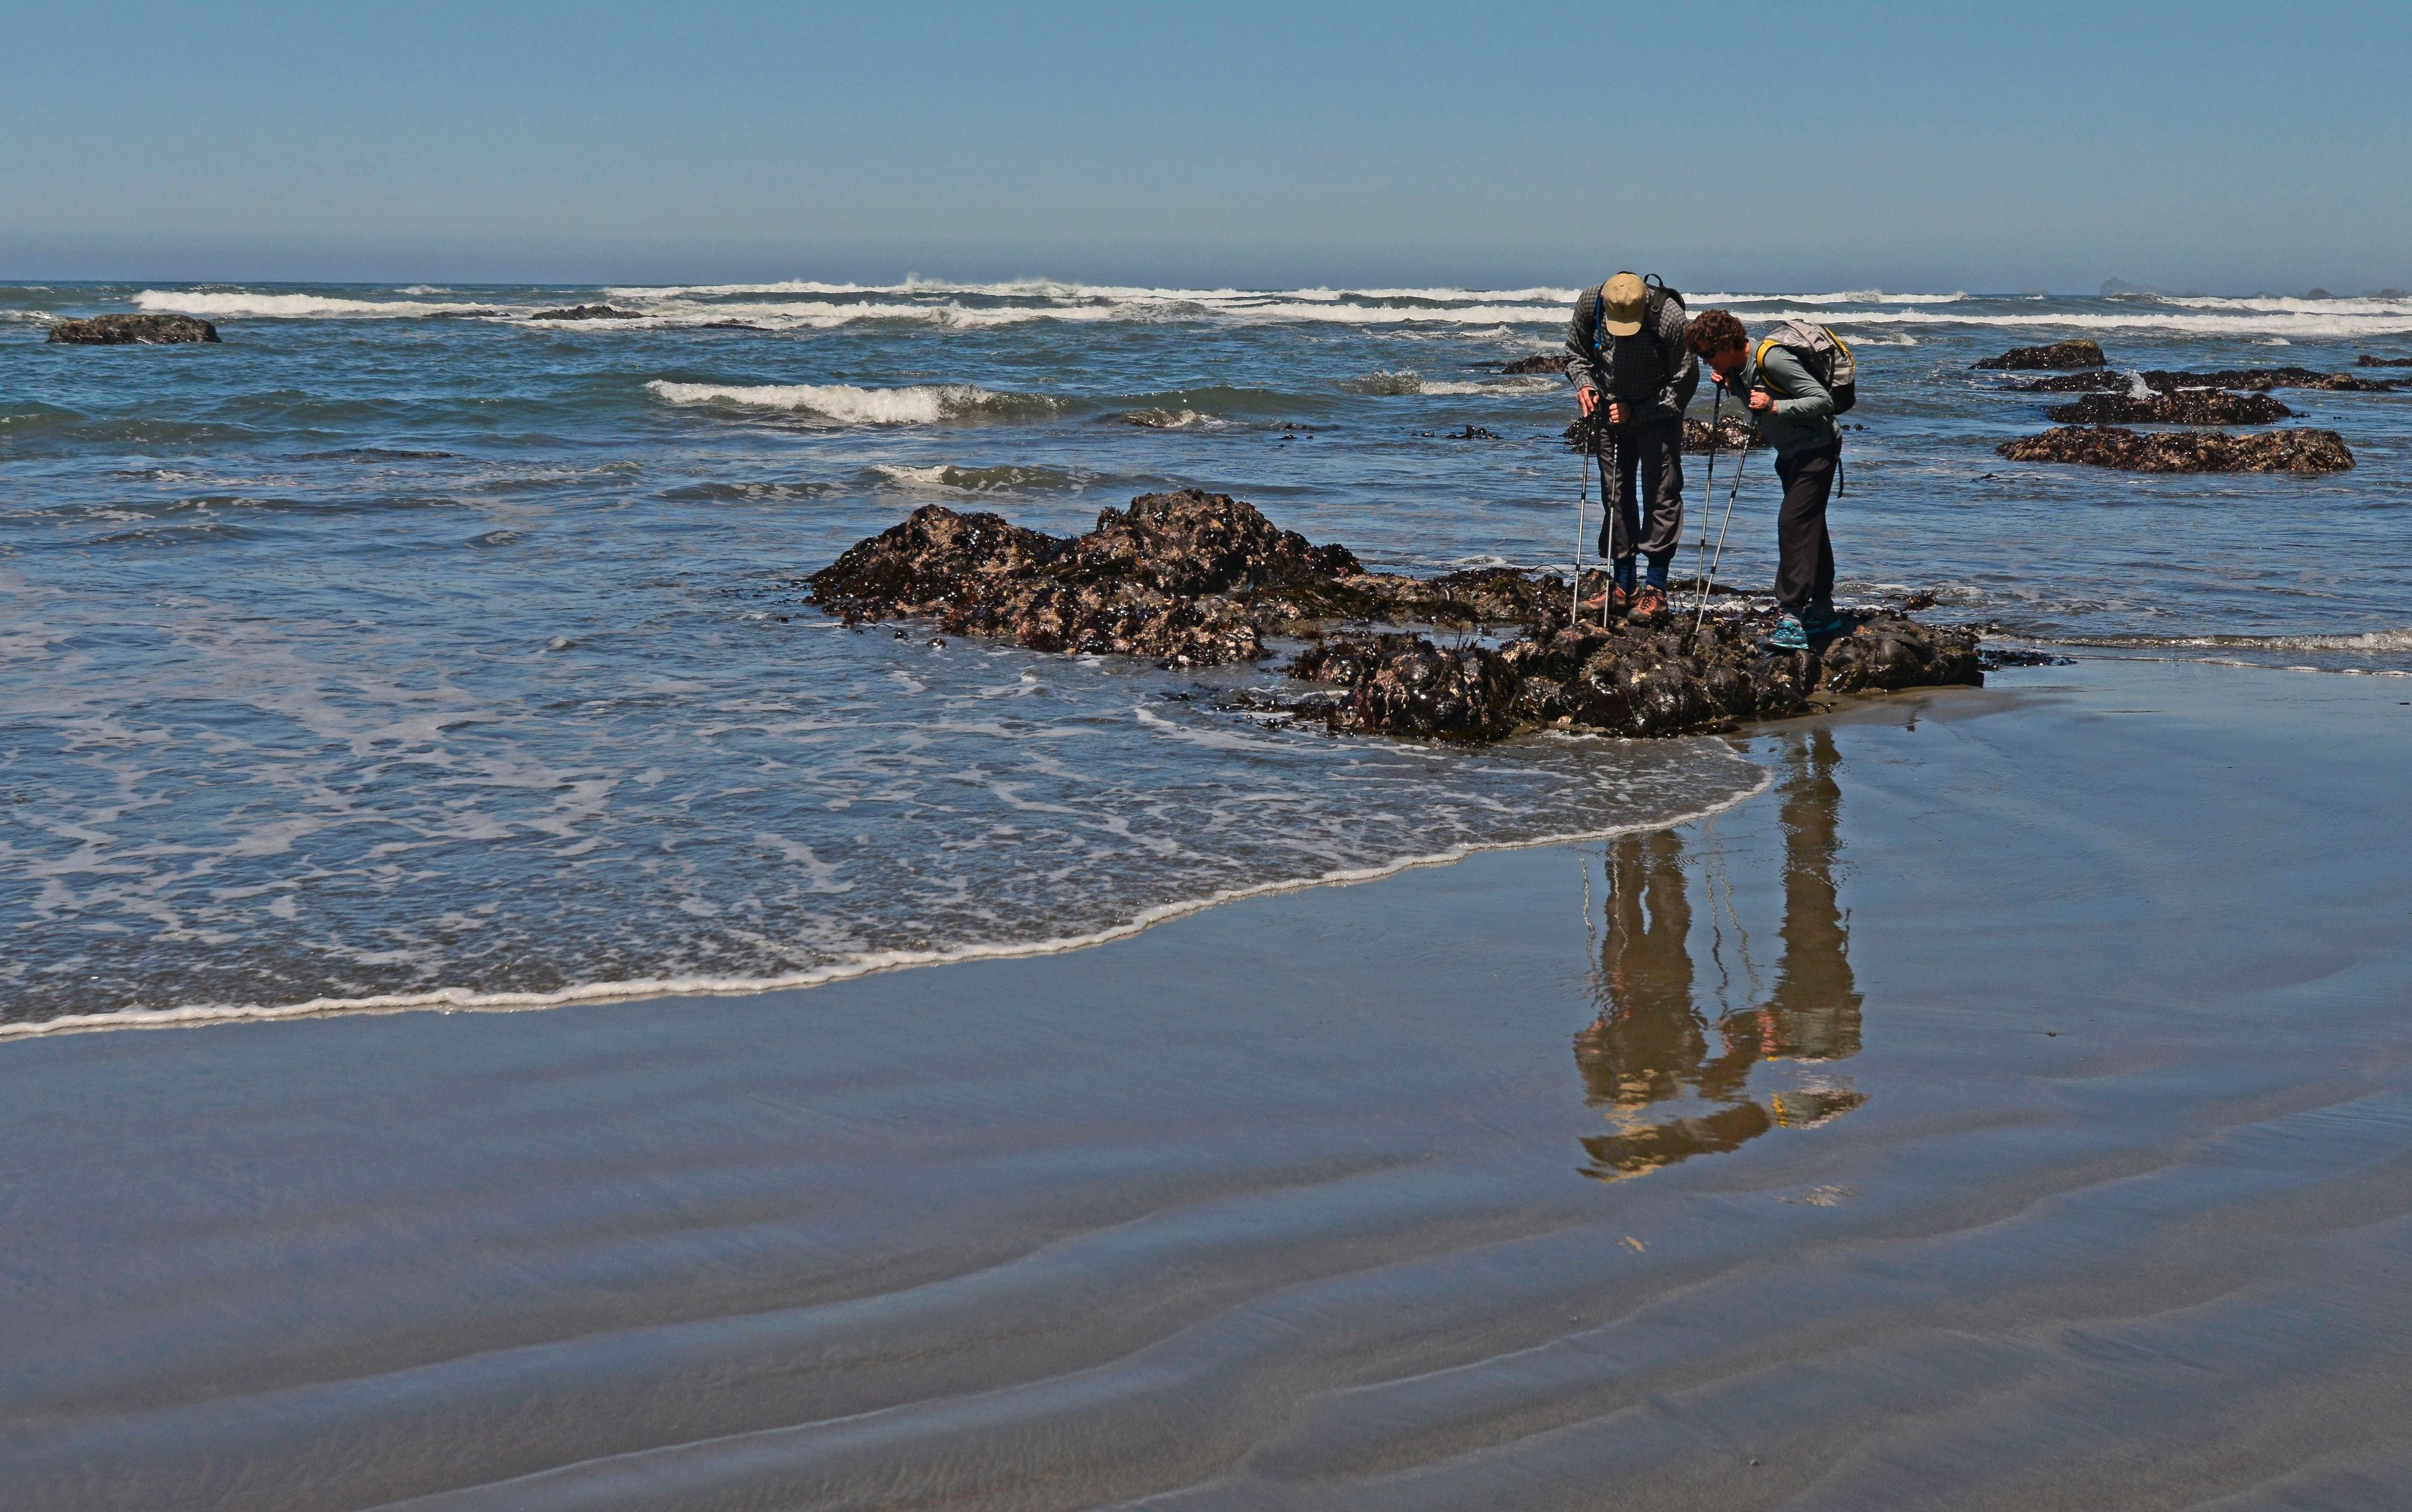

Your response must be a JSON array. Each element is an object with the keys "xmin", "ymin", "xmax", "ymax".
[
  {"xmin": 1691, "ymin": 422, "xmax": 1750, "ymax": 643},
  {"xmin": 1692, "ymin": 389, "xmax": 1724, "ymax": 624},
  {"xmin": 1570, "ymin": 410, "xmax": 1590, "ymax": 627},
  {"xmin": 1600, "ymin": 425, "xmax": 1619, "ymax": 628}
]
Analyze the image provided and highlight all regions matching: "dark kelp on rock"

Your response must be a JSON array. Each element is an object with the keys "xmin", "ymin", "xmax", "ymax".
[
  {"xmin": 1997, "ymin": 425, "xmax": 2354, "ymax": 473},
  {"xmin": 808, "ymin": 489, "xmax": 1982, "ymax": 744},
  {"xmin": 1563, "ymin": 413, "xmax": 1764, "ymax": 457},
  {"xmin": 2005, "ymin": 366, "xmax": 2397, "ymax": 394},
  {"xmin": 2044, "ymin": 390, "xmax": 2295, "ymax": 425},
  {"xmin": 1974, "ymin": 339, "xmax": 2106, "ymax": 370},
  {"xmin": 46, "ymin": 313, "xmax": 220, "ymax": 345}
]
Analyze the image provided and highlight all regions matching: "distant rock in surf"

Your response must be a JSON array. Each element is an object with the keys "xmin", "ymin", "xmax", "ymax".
[
  {"xmin": 1497, "ymin": 352, "xmax": 1566, "ymax": 375},
  {"xmin": 46, "ymin": 313, "xmax": 219, "ymax": 345},
  {"xmin": 1974, "ymin": 339, "xmax": 2105, "ymax": 371},
  {"xmin": 528, "ymin": 305, "xmax": 640, "ymax": 321},
  {"xmin": 1997, "ymin": 426, "xmax": 2353, "ymax": 474},
  {"xmin": 807, "ymin": 490, "xmax": 1982, "ymax": 744},
  {"xmin": 2358, "ymin": 354, "xmax": 2412, "ymax": 367},
  {"xmin": 2044, "ymin": 391, "xmax": 2294, "ymax": 426},
  {"xmin": 2005, "ymin": 366, "xmax": 2397, "ymax": 394}
]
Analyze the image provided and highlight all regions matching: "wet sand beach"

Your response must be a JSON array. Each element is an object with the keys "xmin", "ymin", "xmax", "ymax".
[{"xmin": 5, "ymin": 656, "xmax": 2411, "ymax": 1509}]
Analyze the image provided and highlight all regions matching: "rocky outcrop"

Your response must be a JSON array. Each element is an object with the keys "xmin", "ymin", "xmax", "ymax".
[
  {"xmin": 528, "ymin": 305, "xmax": 640, "ymax": 320},
  {"xmin": 46, "ymin": 313, "xmax": 219, "ymax": 345},
  {"xmin": 2044, "ymin": 390, "xmax": 2295, "ymax": 425},
  {"xmin": 2358, "ymin": 354, "xmax": 2412, "ymax": 367},
  {"xmin": 1562, "ymin": 414, "xmax": 1763, "ymax": 459},
  {"xmin": 810, "ymin": 491, "xmax": 1984, "ymax": 743},
  {"xmin": 1682, "ymin": 415, "xmax": 1763, "ymax": 454},
  {"xmin": 2006, "ymin": 366, "xmax": 2396, "ymax": 394},
  {"xmin": 1497, "ymin": 352, "xmax": 1567, "ymax": 375},
  {"xmin": 1975, "ymin": 339, "xmax": 2105, "ymax": 370},
  {"xmin": 1997, "ymin": 426, "xmax": 2353, "ymax": 473}
]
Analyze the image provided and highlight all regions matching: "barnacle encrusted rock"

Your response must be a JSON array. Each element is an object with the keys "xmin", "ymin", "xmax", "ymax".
[
  {"xmin": 1975, "ymin": 339, "xmax": 2106, "ymax": 370},
  {"xmin": 809, "ymin": 490, "xmax": 1983, "ymax": 742},
  {"xmin": 2005, "ymin": 366, "xmax": 2396, "ymax": 394},
  {"xmin": 1996, "ymin": 426, "xmax": 2353, "ymax": 473},
  {"xmin": 2043, "ymin": 391, "xmax": 2295, "ymax": 425},
  {"xmin": 46, "ymin": 313, "xmax": 220, "ymax": 345}
]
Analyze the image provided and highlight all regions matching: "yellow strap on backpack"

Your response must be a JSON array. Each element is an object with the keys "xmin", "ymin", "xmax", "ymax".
[{"xmin": 1752, "ymin": 337, "xmax": 1788, "ymax": 395}]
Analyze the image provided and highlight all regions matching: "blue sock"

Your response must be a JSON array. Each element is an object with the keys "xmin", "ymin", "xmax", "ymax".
[
  {"xmin": 1644, "ymin": 558, "xmax": 1670, "ymax": 590},
  {"xmin": 1614, "ymin": 560, "xmax": 1637, "ymax": 592}
]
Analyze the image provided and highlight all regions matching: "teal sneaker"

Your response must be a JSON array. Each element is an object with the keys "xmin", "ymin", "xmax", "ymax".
[
  {"xmin": 1766, "ymin": 613, "xmax": 1810, "ymax": 652},
  {"xmin": 1801, "ymin": 606, "xmax": 1849, "ymax": 639}
]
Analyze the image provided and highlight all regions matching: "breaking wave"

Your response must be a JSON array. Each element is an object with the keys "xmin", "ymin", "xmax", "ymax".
[
  {"xmin": 2049, "ymin": 627, "xmax": 2412, "ymax": 655},
  {"xmin": 134, "ymin": 290, "xmax": 503, "ymax": 318},
  {"xmin": 646, "ymin": 380, "xmax": 1057, "ymax": 425}
]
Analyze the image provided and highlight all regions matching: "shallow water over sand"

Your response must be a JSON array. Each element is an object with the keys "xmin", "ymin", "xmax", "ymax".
[
  {"xmin": 5, "ymin": 660, "xmax": 2409, "ymax": 1508},
  {"xmin": 6, "ymin": 280, "xmax": 2411, "ymax": 1026}
]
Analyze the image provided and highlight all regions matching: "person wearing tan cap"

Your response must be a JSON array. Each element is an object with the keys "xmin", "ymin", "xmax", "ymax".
[{"xmin": 1563, "ymin": 271, "xmax": 1698, "ymax": 623}]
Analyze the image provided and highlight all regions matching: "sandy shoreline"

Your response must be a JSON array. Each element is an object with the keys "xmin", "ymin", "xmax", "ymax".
[{"xmin": 4, "ymin": 656, "xmax": 2411, "ymax": 1509}]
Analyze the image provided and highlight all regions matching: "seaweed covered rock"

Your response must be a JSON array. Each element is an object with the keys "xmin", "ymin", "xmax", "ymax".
[
  {"xmin": 811, "ymin": 492, "xmax": 1987, "ymax": 741},
  {"xmin": 528, "ymin": 305, "xmax": 641, "ymax": 321},
  {"xmin": 2044, "ymin": 390, "xmax": 2295, "ymax": 425},
  {"xmin": 46, "ymin": 313, "xmax": 219, "ymax": 345},
  {"xmin": 1683, "ymin": 415, "xmax": 1763, "ymax": 454},
  {"xmin": 1065, "ymin": 489, "xmax": 1359, "ymax": 595},
  {"xmin": 2006, "ymin": 366, "xmax": 2396, "ymax": 394},
  {"xmin": 1975, "ymin": 339, "xmax": 2105, "ymax": 370},
  {"xmin": 1996, "ymin": 426, "xmax": 2353, "ymax": 473},
  {"xmin": 1294, "ymin": 636, "xmax": 1523, "ymax": 741},
  {"xmin": 1562, "ymin": 414, "xmax": 1761, "ymax": 460},
  {"xmin": 1497, "ymin": 352, "xmax": 1567, "ymax": 375},
  {"xmin": 2357, "ymin": 354, "xmax": 2412, "ymax": 368},
  {"xmin": 1284, "ymin": 608, "xmax": 1977, "ymax": 741}
]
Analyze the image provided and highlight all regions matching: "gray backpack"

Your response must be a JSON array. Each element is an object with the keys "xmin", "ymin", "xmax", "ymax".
[{"xmin": 1754, "ymin": 320, "xmax": 1859, "ymax": 414}]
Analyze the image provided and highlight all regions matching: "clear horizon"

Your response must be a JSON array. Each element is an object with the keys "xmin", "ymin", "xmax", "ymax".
[{"xmin": 7, "ymin": 1, "xmax": 2408, "ymax": 294}]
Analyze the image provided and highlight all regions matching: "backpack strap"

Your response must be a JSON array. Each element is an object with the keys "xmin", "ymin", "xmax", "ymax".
[{"xmin": 1752, "ymin": 337, "xmax": 1787, "ymax": 393}]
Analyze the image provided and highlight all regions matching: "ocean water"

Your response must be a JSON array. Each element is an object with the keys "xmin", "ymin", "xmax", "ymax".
[{"xmin": 5, "ymin": 280, "xmax": 2409, "ymax": 1030}]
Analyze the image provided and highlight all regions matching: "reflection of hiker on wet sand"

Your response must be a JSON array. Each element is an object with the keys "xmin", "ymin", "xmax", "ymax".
[{"xmin": 1575, "ymin": 731, "xmax": 1865, "ymax": 1179}]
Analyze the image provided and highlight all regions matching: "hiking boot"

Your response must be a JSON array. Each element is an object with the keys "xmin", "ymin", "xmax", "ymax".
[
  {"xmin": 1629, "ymin": 584, "xmax": 1670, "ymax": 624},
  {"xmin": 1576, "ymin": 584, "xmax": 1632, "ymax": 621},
  {"xmin": 1801, "ymin": 605, "xmax": 1849, "ymax": 639},
  {"xmin": 1766, "ymin": 613, "xmax": 1810, "ymax": 653}
]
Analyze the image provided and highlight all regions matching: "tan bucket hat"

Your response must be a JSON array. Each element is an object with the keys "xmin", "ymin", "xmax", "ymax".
[{"xmin": 1601, "ymin": 271, "xmax": 1647, "ymax": 337}]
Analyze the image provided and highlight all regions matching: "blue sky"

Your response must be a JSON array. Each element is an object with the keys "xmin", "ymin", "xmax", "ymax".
[{"xmin": 6, "ymin": 0, "xmax": 2406, "ymax": 291}]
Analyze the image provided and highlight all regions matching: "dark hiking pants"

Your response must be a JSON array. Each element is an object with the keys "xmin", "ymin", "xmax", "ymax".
[
  {"xmin": 1773, "ymin": 440, "xmax": 1843, "ymax": 614},
  {"xmin": 1595, "ymin": 417, "xmax": 1684, "ymax": 570}
]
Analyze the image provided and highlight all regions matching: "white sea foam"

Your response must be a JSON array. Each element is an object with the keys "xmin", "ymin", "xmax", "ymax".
[
  {"xmin": 1749, "ymin": 305, "xmax": 2412, "ymax": 338},
  {"xmin": 2053, "ymin": 627, "xmax": 2412, "ymax": 655},
  {"xmin": 0, "ymin": 764, "xmax": 1769, "ymax": 1040},
  {"xmin": 646, "ymin": 379, "xmax": 1045, "ymax": 425},
  {"xmin": 133, "ymin": 290, "xmax": 503, "ymax": 318}
]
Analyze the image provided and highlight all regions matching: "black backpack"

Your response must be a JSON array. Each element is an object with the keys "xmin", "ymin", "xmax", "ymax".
[{"xmin": 1581, "ymin": 273, "xmax": 1685, "ymax": 356}]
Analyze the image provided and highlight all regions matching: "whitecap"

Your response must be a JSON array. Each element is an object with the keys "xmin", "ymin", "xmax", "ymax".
[
  {"xmin": 134, "ymin": 290, "xmax": 503, "ymax": 318},
  {"xmin": 646, "ymin": 379, "xmax": 1053, "ymax": 425}
]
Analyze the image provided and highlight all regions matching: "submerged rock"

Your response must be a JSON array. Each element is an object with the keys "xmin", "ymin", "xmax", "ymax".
[
  {"xmin": 2006, "ymin": 366, "xmax": 2396, "ymax": 394},
  {"xmin": 810, "ymin": 491, "xmax": 1984, "ymax": 743},
  {"xmin": 46, "ymin": 313, "xmax": 219, "ymax": 345},
  {"xmin": 1996, "ymin": 425, "xmax": 2353, "ymax": 473},
  {"xmin": 1974, "ymin": 339, "xmax": 2105, "ymax": 370},
  {"xmin": 2044, "ymin": 390, "xmax": 2295, "ymax": 425},
  {"xmin": 528, "ymin": 305, "xmax": 640, "ymax": 321}
]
